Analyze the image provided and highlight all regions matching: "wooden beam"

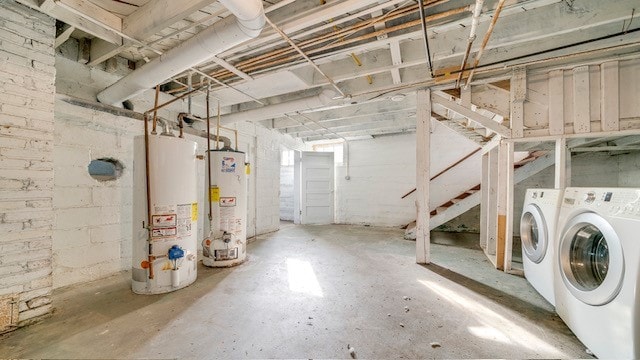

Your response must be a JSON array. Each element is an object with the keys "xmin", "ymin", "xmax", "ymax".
[
  {"xmin": 510, "ymin": 67, "xmax": 526, "ymax": 138},
  {"xmin": 34, "ymin": 0, "xmax": 122, "ymax": 44},
  {"xmin": 57, "ymin": 0, "xmax": 121, "ymax": 31},
  {"xmin": 54, "ymin": 24, "xmax": 74, "ymax": 48},
  {"xmin": 415, "ymin": 88, "xmax": 431, "ymax": 265},
  {"xmin": 89, "ymin": 39, "xmax": 127, "ymax": 66},
  {"xmin": 389, "ymin": 40, "xmax": 402, "ymax": 85},
  {"xmin": 432, "ymin": 92, "xmax": 512, "ymax": 138},
  {"xmin": 123, "ymin": 0, "xmax": 217, "ymax": 41},
  {"xmin": 571, "ymin": 145, "xmax": 640, "ymax": 152},
  {"xmin": 572, "ymin": 66, "xmax": 591, "ymax": 133},
  {"xmin": 600, "ymin": 61, "xmax": 619, "ymax": 132}
]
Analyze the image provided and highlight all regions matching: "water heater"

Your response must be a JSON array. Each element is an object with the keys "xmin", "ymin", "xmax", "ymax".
[
  {"xmin": 203, "ymin": 149, "xmax": 248, "ymax": 267},
  {"xmin": 132, "ymin": 134, "xmax": 198, "ymax": 294}
]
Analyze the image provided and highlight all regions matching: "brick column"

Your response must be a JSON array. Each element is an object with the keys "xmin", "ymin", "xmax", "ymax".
[{"xmin": 0, "ymin": 0, "xmax": 56, "ymax": 330}]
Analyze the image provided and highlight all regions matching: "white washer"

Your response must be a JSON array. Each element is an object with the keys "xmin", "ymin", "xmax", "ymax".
[
  {"xmin": 554, "ymin": 187, "xmax": 640, "ymax": 359},
  {"xmin": 520, "ymin": 188, "xmax": 563, "ymax": 306}
]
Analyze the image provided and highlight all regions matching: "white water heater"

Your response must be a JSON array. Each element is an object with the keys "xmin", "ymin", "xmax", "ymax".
[
  {"xmin": 132, "ymin": 134, "xmax": 198, "ymax": 294},
  {"xmin": 203, "ymin": 149, "xmax": 248, "ymax": 267}
]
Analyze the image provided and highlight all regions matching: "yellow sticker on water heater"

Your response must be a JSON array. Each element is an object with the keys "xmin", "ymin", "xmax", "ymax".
[
  {"xmin": 191, "ymin": 203, "xmax": 198, "ymax": 221},
  {"xmin": 210, "ymin": 186, "xmax": 220, "ymax": 202}
]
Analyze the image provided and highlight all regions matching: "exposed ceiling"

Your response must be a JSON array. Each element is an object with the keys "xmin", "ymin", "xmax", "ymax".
[{"xmin": 19, "ymin": 0, "xmax": 640, "ymax": 142}]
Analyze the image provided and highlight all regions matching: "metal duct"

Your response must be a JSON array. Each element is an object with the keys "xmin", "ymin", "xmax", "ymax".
[
  {"xmin": 97, "ymin": 0, "xmax": 265, "ymax": 106},
  {"xmin": 219, "ymin": 89, "xmax": 341, "ymax": 125}
]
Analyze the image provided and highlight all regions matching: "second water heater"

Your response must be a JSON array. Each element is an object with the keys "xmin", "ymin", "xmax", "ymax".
[{"xmin": 203, "ymin": 149, "xmax": 248, "ymax": 267}]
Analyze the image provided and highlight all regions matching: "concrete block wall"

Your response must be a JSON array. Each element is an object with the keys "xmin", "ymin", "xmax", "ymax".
[
  {"xmin": 0, "ymin": 0, "xmax": 56, "ymax": 327},
  {"xmin": 334, "ymin": 122, "xmax": 479, "ymax": 227},
  {"xmin": 53, "ymin": 99, "xmax": 140, "ymax": 288},
  {"xmin": 335, "ymin": 134, "xmax": 417, "ymax": 227}
]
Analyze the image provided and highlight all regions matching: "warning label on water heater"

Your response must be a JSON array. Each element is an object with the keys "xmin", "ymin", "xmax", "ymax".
[
  {"xmin": 221, "ymin": 157, "xmax": 236, "ymax": 173},
  {"xmin": 219, "ymin": 197, "xmax": 236, "ymax": 207},
  {"xmin": 152, "ymin": 214, "xmax": 176, "ymax": 227},
  {"xmin": 176, "ymin": 203, "xmax": 192, "ymax": 237}
]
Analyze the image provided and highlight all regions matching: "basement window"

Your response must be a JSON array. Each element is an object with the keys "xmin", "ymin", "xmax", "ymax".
[{"xmin": 88, "ymin": 158, "xmax": 123, "ymax": 181}]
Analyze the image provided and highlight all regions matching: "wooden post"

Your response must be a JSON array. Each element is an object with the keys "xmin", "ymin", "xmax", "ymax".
[
  {"xmin": 498, "ymin": 141, "xmax": 515, "ymax": 272},
  {"xmin": 555, "ymin": 138, "xmax": 571, "ymax": 188},
  {"xmin": 486, "ymin": 147, "xmax": 499, "ymax": 260},
  {"xmin": 416, "ymin": 88, "xmax": 431, "ymax": 264},
  {"xmin": 479, "ymin": 152, "xmax": 489, "ymax": 251},
  {"xmin": 496, "ymin": 141, "xmax": 514, "ymax": 271}
]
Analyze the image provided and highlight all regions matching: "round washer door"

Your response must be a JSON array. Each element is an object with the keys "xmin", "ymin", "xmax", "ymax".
[
  {"xmin": 558, "ymin": 212, "xmax": 624, "ymax": 306},
  {"xmin": 520, "ymin": 203, "xmax": 548, "ymax": 264}
]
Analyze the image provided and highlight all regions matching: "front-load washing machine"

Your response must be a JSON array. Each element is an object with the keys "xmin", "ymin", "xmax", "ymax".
[
  {"xmin": 520, "ymin": 188, "xmax": 563, "ymax": 306},
  {"xmin": 554, "ymin": 187, "xmax": 640, "ymax": 359}
]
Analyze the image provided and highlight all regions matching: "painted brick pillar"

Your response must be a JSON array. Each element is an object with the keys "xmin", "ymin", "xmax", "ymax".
[{"xmin": 0, "ymin": 0, "xmax": 56, "ymax": 331}]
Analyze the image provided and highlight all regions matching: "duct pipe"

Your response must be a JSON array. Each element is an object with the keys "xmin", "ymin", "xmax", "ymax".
[
  {"xmin": 97, "ymin": 0, "xmax": 265, "ymax": 106},
  {"xmin": 219, "ymin": 89, "xmax": 341, "ymax": 125}
]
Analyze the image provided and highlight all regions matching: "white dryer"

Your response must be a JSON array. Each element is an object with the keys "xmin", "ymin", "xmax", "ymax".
[
  {"xmin": 520, "ymin": 188, "xmax": 563, "ymax": 306},
  {"xmin": 554, "ymin": 187, "xmax": 640, "ymax": 359}
]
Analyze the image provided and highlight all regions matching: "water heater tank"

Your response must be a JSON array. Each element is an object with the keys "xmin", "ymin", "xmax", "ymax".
[
  {"xmin": 132, "ymin": 135, "xmax": 198, "ymax": 294},
  {"xmin": 203, "ymin": 149, "xmax": 248, "ymax": 267}
]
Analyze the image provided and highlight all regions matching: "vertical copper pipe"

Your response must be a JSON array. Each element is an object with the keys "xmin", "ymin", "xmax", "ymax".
[
  {"xmin": 216, "ymin": 101, "xmax": 221, "ymax": 150},
  {"xmin": 143, "ymin": 113, "xmax": 154, "ymax": 280},
  {"xmin": 152, "ymin": 85, "xmax": 160, "ymax": 134},
  {"xmin": 206, "ymin": 88, "xmax": 213, "ymax": 223}
]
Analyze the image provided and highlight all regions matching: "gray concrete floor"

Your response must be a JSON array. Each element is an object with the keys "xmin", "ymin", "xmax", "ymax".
[{"xmin": 0, "ymin": 224, "xmax": 588, "ymax": 359}]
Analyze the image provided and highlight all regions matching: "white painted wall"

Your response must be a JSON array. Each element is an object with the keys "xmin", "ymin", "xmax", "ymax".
[
  {"xmin": 0, "ymin": 0, "xmax": 55, "ymax": 327},
  {"xmin": 335, "ymin": 122, "xmax": 480, "ymax": 227}
]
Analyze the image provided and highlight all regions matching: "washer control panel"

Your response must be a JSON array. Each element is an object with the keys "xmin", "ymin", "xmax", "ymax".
[{"xmin": 564, "ymin": 188, "xmax": 640, "ymax": 220}]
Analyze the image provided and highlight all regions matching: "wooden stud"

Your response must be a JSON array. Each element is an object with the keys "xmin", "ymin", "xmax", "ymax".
[
  {"xmin": 416, "ymin": 88, "xmax": 431, "ymax": 265},
  {"xmin": 600, "ymin": 61, "xmax": 619, "ymax": 132},
  {"xmin": 510, "ymin": 67, "xmax": 526, "ymax": 138},
  {"xmin": 573, "ymin": 66, "xmax": 591, "ymax": 133},
  {"xmin": 496, "ymin": 141, "xmax": 514, "ymax": 271},
  {"xmin": 548, "ymin": 69, "xmax": 565, "ymax": 135}
]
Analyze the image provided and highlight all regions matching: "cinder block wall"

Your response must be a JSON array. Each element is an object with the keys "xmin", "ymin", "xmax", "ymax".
[{"xmin": 0, "ymin": 0, "xmax": 56, "ymax": 328}]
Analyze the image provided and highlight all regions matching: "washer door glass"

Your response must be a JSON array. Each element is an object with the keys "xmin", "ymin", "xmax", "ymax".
[
  {"xmin": 559, "ymin": 212, "xmax": 624, "ymax": 306},
  {"xmin": 520, "ymin": 204, "xmax": 547, "ymax": 263}
]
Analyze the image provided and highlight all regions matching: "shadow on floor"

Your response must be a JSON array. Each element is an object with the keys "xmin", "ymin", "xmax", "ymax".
[{"xmin": 420, "ymin": 262, "xmax": 571, "ymax": 335}]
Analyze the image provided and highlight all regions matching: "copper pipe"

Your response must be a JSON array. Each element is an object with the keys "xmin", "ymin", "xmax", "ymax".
[
  {"xmin": 216, "ymin": 101, "xmax": 220, "ymax": 150},
  {"xmin": 171, "ymin": 1, "xmax": 462, "ymax": 92},
  {"xmin": 206, "ymin": 87, "xmax": 213, "ymax": 223},
  {"xmin": 143, "ymin": 113, "xmax": 154, "ymax": 280},
  {"xmin": 144, "ymin": 84, "xmax": 209, "ymax": 115},
  {"xmin": 152, "ymin": 85, "xmax": 160, "ymax": 134},
  {"xmin": 464, "ymin": 0, "xmax": 507, "ymax": 89},
  {"xmin": 266, "ymin": 16, "xmax": 345, "ymax": 97}
]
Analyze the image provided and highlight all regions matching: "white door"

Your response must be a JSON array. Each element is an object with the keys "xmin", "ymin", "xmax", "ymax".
[{"xmin": 298, "ymin": 151, "xmax": 334, "ymax": 224}]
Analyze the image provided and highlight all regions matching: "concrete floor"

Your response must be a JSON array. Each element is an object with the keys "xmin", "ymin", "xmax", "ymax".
[{"xmin": 0, "ymin": 224, "xmax": 589, "ymax": 359}]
